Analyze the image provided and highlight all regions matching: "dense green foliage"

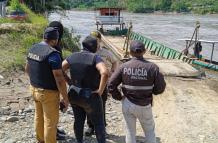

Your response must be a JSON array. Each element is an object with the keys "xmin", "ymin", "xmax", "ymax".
[
  {"xmin": 0, "ymin": 2, "xmax": 80, "ymax": 71},
  {"xmin": 23, "ymin": 0, "xmax": 72, "ymax": 12},
  {"xmin": 9, "ymin": 0, "xmax": 24, "ymax": 11},
  {"xmin": 25, "ymin": 0, "xmax": 217, "ymax": 14}
]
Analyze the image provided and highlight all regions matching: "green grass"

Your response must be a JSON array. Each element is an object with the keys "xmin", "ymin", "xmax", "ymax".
[
  {"xmin": 62, "ymin": 49, "xmax": 73, "ymax": 59},
  {"xmin": 20, "ymin": 4, "xmax": 47, "ymax": 25},
  {"xmin": 0, "ymin": 32, "xmax": 42, "ymax": 71},
  {"xmin": 0, "ymin": 3, "xmax": 46, "ymax": 72},
  {"xmin": 0, "ymin": 3, "xmax": 80, "ymax": 73},
  {"xmin": 0, "ymin": 18, "xmax": 17, "ymax": 24}
]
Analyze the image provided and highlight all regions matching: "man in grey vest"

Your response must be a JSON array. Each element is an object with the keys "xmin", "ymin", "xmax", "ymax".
[{"xmin": 108, "ymin": 40, "xmax": 166, "ymax": 143}]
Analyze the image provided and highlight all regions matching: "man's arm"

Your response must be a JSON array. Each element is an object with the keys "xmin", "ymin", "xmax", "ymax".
[
  {"xmin": 62, "ymin": 59, "xmax": 72, "ymax": 85},
  {"xmin": 111, "ymin": 61, "xmax": 118, "ymax": 73},
  {"xmin": 53, "ymin": 69, "xmax": 69, "ymax": 110},
  {"xmin": 108, "ymin": 66, "xmax": 123, "ymax": 100},
  {"xmin": 96, "ymin": 62, "xmax": 109, "ymax": 96},
  {"xmin": 25, "ymin": 62, "xmax": 30, "ymax": 77},
  {"xmin": 153, "ymin": 67, "xmax": 166, "ymax": 95},
  {"xmin": 49, "ymin": 53, "xmax": 69, "ymax": 110}
]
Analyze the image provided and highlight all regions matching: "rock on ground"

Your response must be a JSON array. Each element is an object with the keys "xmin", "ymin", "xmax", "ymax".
[{"xmin": 0, "ymin": 73, "xmax": 218, "ymax": 143}]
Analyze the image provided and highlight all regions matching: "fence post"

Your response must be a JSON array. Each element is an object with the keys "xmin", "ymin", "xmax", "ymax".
[
  {"xmin": 0, "ymin": 1, "xmax": 7, "ymax": 17},
  {"xmin": 0, "ymin": 2, "xmax": 2, "ymax": 17}
]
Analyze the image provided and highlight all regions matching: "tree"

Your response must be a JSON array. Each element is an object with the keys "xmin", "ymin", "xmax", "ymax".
[
  {"xmin": 9, "ymin": 0, "xmax": 24, "ymax": 11},
  {"xmin": 160, "ymin": 0, "xmax": 172, "ymax": 11},
  {"xmin": 171, "ymin": 0, "xmax": 190, "ymax": 12}
]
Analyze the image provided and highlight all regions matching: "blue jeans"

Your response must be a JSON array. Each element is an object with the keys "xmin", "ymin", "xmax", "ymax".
[{"xmin": 70, "ymin": 93, "xmax": 106, "ymax": 143}]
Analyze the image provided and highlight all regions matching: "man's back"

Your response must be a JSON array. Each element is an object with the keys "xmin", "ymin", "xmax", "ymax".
[
  {"xmin": 97, "ymin": 47, "xmax": 117, "ymax": 71},
  {"xmin": 108, "ymin": 40, "xmax": 166, "ymax": 143},
  {"xmin": 27, "ymin": 42, "xmax": 60, "ymax": 90},
  {"xmin": 109, "ymin": 57, "xmax": 166, "ymax": 106},
  {"xmin": 66, "ymin": 51, "xmax": 101, "ymax": 90}
]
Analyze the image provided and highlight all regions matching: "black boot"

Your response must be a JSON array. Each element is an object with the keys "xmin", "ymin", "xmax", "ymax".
[
  {"xmin": 56, "ymin": 132, "xmax": 66, "ymax": 140},
  {"xmin": 84, "ymin": 127, "xmax": 94, "ymax": 136},
  {"xmin": 56, "ymin": 128, "xmax": 66, "ymax": 140},
  {"xmin": 57, "ymin": 128, "xmax": 66, "ymax": 135}
]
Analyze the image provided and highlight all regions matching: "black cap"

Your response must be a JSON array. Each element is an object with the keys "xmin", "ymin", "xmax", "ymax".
[
  {"xmin": 82, "ymin": 36, "xmax": 98, "ymax": 53},
  {"xmin": 48, "ymin": 21, "xmax": 64, "ymax": 39},
  {"xmin": 44, "ymin": 27, "xmax": 59, "ymax": 40},
  {"xmin": 130, "ymin": 40, "xmax": 145, "ymax": 53}
]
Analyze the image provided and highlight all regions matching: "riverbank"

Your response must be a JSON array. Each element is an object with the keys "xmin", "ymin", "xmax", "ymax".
[
  {"xmin": 0, "ymin": 6, "xmax": 81, "ymax": 75},
  {"xmin": 0, "ymin": 72, "xmax": 218, "ymax": 143},
  {"xmin": 0, "ymin": 5, "xmax": 47, "ymax": 74},
  {"xmin": 0, "ymin": 5, "xmax": 218, "ymax": 143},
  {"xmin": 62, "ymin": 0, "xmax": 218, "ymax": 15}
]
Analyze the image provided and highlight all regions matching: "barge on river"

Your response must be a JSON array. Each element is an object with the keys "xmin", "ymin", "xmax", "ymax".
[{"xmin": 94, "ymin": 8, "xmax": 218, "ymax": 73}]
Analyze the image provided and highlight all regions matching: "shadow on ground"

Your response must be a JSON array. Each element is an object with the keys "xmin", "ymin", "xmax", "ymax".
[{"xmin": 58, "ymin": 134, "xmax": 161, "ymax": 143}]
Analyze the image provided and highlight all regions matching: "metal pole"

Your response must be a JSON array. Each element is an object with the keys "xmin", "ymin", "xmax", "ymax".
[
  {"xmin": 1, "ymin": 1, "xmax": 7, "ymax": 17},
  {"xmin": 210, "ymin": 43, "xmax": 215, "ymax": 63},
  {"xmin": 3, "ymin": 1, "xmax": 6, "ymax": 17},
  {"xmin": 0, "ymin": 2, "xmax": 2, "ymax": 17},
  {"xmin": 44, "ymin": 0, "xmax": 46, "ymax": 11}
]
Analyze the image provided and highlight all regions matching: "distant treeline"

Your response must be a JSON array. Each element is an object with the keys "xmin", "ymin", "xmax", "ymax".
[{"xmin": 22, "ymin": 0, "xmax": 218, "ymax": 14}]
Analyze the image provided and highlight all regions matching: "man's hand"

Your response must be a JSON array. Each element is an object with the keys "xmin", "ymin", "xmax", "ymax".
[
  {"xmin": 92, "ymin": 89, "xmax": 104, "ymax": 96},
  {"xmin": 25, "ymin": 62, "xmax": 30, "ymax": 77},
  {"xmin": 60, "ymin": 98, "xmax": 69, "ymax": 113},
  {"xmin": 53, "ymin": 69, "xmax": 69, "ymax": 111}
]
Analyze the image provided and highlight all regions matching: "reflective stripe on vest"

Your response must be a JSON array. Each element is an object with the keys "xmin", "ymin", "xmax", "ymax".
[{"xmin": 122, "ymin": 84, "xmax": 154, "ymax": 90}]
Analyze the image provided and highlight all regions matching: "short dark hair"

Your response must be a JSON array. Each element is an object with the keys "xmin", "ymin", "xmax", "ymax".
[
  {"xmin": 130, "ymin": 40, "xmax": 145, "ymax": 53},
  {"xmin": 82, "ymin": 36, "xmax": 98, "ymax": 53},
  {"xmin": 49, "ymin": 21, "xmax": 64, "ymax": 40},
  {"xmin": 44, "ymin": 27, "xmax": 59, "ymax": 40}
]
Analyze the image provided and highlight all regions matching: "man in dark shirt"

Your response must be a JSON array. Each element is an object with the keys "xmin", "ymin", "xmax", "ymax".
[
  {"xmin": 108, "ymin": 40, "xmax": 166, "ymax": 143},
  {"xmin": 62, "ymin": 36, "xmax": 109, "ymax": 143},
  {"xmin": 84, "ymin": 31, "xmax": 118, "ymax": 136},
  {"xmin": 48, "ymin": 21, "xmax": 67, "ymax": 140},
  {"xmin": 25, "ymin": 27, "xmax": 69, "ymax": 143}
]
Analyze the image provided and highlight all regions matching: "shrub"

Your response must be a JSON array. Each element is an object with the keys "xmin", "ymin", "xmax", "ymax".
[
  {"xmin": 9, "ymin": 0, "xmax": 24, "ymax": 12},
  {"xmin": 61, "ymin": 27, "xmax": 80, "ymax": 52}
]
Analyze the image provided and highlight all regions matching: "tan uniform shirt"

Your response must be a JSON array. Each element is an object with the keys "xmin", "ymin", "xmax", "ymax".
[{"xmin": 97, "ymin": 47, "xmax": 117, "ymax": 72}]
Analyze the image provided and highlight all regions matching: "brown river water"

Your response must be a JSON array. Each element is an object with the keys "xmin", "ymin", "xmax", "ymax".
[{"xmin": 49, "ymin": 10, "xmax": 218, "ymax": 61}]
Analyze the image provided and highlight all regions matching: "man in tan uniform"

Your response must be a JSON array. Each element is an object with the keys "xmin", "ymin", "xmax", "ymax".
[{"xmin": 85, "ymin": 31, "xmax": 118, "ymax": 136}]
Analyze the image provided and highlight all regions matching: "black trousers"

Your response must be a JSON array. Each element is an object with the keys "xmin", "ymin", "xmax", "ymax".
[
  {"xmin": 87, "ymin": 89, "xmax": 107, "ymax": 129},
  {"xmin": 70, "ymin": 93, "xmax": 106, "ymax": 143}
]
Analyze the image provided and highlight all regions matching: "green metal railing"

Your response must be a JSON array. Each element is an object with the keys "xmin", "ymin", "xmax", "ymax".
[
  {"xmin": 129, "ymin": 32, "xmax": 218, "ymax": 71},
  {"xmin": 129, "ymin": 32, "xmax": 193, "ymax": 63}
]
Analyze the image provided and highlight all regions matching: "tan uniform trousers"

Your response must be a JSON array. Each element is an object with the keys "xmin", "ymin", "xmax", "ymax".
[{"xmin": 30, "ymin": 86, "xmax": 60, "ymax": 143}]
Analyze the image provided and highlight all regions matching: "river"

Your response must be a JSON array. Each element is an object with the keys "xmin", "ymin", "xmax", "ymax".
[{"xmin": 49, "ymin": 10, "xmax": 218, "ymax": 61}]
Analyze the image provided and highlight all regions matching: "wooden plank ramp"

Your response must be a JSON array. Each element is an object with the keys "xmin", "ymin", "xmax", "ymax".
[{"xmin": 102, "ymin": 35, "xmax": 200, "ymax": 77}]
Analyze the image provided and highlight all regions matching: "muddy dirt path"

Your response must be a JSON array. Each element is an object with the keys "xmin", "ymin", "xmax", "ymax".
[{"xmin": 153, "ymin": 77, "xmax": 218, "ymax": 143}]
